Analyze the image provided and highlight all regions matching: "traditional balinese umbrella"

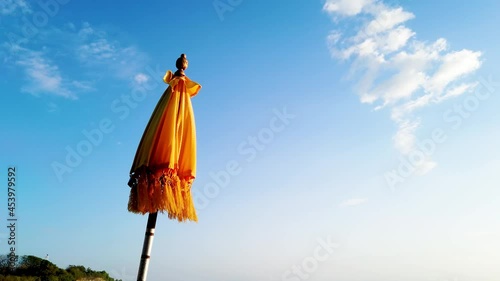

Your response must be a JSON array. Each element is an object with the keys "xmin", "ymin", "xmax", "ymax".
[{"xmin": 127, "ymin": 54, "xmax": 201, "ymax": 281}]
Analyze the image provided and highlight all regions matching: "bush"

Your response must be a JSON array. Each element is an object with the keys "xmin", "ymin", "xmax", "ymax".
[{"xmin": 0, "ymin": 254, "xmax": 119, "ymax": 281}]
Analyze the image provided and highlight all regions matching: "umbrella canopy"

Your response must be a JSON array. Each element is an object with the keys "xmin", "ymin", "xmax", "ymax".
[{"xmin": 127, "ymin": 54, "xmax": 201, "ymax": 222}]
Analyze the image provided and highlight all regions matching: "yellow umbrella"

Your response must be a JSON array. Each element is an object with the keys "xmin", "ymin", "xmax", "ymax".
[{"xmin": 127, "ymin": 54, "xmax": 201, "ymax": 280}]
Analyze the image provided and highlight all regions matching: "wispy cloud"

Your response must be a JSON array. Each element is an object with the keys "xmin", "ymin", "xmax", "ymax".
[
  {"xmin": 324, "ymin": 0, "xmax": 482, "ymax": 172},
  {"xmin": 71, "ymin": 80, "xmax": 95, "ymax": 91},
  {"xmin": 0, "ymin": 0, "xmax": 31, "ymax": 15},
  {"xmin": 134, "ymin": 73, "xmax": 149, "ymax": 84},
  {"xmin": 78, "ymin": 38, "xmax": 117, "ymax": 61},
  {"xmin": 3, "ymin": 22, "xmax": 149, "ymax": 100},
  {"xmin": 323, "ymin": 0, "xmax": 373, "ymax": 16},
  {"xmin": 13, "ymin": 45, "xmax": 77, "ymax": 99},
  {"xmin": 77, "ymin": 23, "xmax": 117, "ymax": 61},
  {"xmin": 76, "ymin": 22, "xmax": 149, "ymax": 80},
  {"xmin": 339, "ymin": 198, "xmax": 368, "ymax": 208}
]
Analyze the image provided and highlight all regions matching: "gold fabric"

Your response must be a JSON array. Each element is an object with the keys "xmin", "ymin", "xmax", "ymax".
[{"xmin": 128, "ymin": 70, "xmax": 201, "ymax": 222}]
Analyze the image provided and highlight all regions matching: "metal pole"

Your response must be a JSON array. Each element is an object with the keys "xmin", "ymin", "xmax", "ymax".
[{"xmin": 137, "ymin": 212, "xmax": 158, "ymax": 281}]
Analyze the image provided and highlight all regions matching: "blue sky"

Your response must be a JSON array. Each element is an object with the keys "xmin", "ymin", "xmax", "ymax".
[{"xmin": 1, "ymin": 0, "xmax": 500, "ymax": 280}]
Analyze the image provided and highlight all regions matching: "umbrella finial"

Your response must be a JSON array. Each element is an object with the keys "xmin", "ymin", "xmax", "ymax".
[{"xmin": 175, "ymin": 54, "xmax": 188, "ymax": 76}]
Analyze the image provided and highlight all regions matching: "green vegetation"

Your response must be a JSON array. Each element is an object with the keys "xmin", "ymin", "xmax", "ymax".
[{"xmin": 0, "ymin": 255, "xmax": 121, "ymax": 281}]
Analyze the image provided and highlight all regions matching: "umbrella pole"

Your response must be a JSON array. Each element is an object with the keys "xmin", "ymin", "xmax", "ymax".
[{"xmin": 136, "ymin": 212, "xmax": 158, "ymax": 281}]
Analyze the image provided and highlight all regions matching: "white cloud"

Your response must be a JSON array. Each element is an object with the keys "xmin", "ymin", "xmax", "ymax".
[
  {"xmin": 14, "ymin": 46, "xmax": 76, "ymax": 99},
  {"xmin": 325, "ymin": 0, "xmax": 483, "ymax": 173},
  {"xmin": 339, "ymin": 198, "xmax": 368, "ymax": 208},
  {"xmin": 78, "ymin": 38, "xmax": 117, "ymax": 61},
  {"xmin": 425, "ymin": 49, "xmax": 482, "ymax": 96},
  {"xmin": 392, "ymin": 119, "xmax": 419, "ymax": 154},
  {"xmin": 4, "ymin": 22, "xmax": 150, "ymax": 100},
  {"xmin": 323, "ymin": 0, "xmax": 373, "ymax": 16},
  {"xmin": 78, "ymin": 22, "xmax": 94, "ymax": 38},
  {"xmin": 414, "ymin": 159, "xmax": 437, "ymax": 175},
  {"xmin": 71, "ymin": 80, "xmax": 95, "ymax": 91},
  {"xmin": 436, "ymin": 82, "xmax": 479, "ymax": 103},
  {"xmin": 75, "ymin": 23, "xmax": 149, "ymax": 80},
  {"xmin": 379, "ymin": 26, "xmax": 414, "ymax": 53},
  {"xmin": 0, "ymin": 0, "xmax": 31, "ymax": 15},
  {"xmin": 362, "ymin": 7, "xmax": 414, "ymax": 36},
  {"xmin": 134, "ymin": 73, "xmax": 149, "ymax": 84},
  {"xmin": 7, "ymin": 43, "xmax": 95, "ymax": 100}
]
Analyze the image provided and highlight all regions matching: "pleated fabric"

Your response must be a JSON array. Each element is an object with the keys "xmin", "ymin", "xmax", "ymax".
[{"xmin": 128, "ymin": 70, "xmax": 201, "ymax": 222}]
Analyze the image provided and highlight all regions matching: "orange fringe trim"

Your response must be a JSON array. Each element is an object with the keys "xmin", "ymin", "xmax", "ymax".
[{"xmin": 128, "ymin": 166, "xmax": 198, "ymax": 222}]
